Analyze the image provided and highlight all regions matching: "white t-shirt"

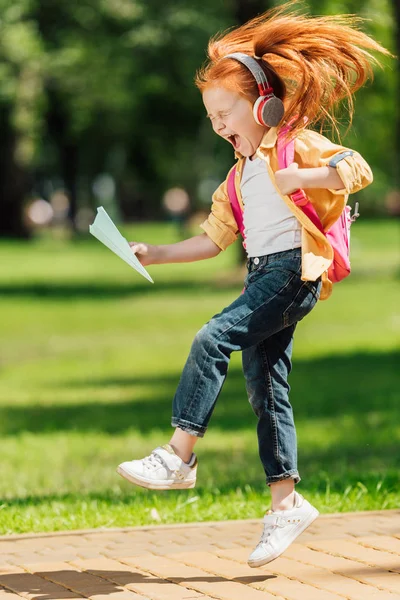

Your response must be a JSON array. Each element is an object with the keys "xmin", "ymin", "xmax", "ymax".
[{"xmin": 241, "ymin": 156, "xmax": 302, "ymax": 258}]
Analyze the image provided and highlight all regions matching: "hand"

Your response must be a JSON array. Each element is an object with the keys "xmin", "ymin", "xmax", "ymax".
[
  {"xmin": 274, "ymin": 162, "xmax": 302, "ymax": 196},
  {"xmin": 128, "ymin": 241, "xmax": 159, "ymax": 266}
]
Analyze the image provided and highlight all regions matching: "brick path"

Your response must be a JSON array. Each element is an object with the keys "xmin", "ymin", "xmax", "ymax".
[{"xmin": 0, "ymin": 509, "xmax": 399, "ymax": 600}]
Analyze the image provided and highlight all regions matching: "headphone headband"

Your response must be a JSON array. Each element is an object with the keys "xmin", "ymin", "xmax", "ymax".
[
  {"xmin": 224, "ymin": 52, "xmax": 272, "ymax": 96},
  {"xmin": 223, "ymin": 52, "xmax": 284, "ymax": 128}
]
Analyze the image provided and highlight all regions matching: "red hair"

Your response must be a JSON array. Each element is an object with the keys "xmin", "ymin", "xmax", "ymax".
[{"xmin": 195, "ymin": 3, "xmax": 392, "ymax": 138}]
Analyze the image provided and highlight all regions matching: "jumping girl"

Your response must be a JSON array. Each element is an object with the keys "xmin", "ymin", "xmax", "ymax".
[{"xmin": 117, "ymin": 4, "xmax": 389, "ymax": 567}]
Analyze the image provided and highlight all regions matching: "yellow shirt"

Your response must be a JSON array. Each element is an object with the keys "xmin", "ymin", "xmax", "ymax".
[{"xmin": 200, "ymin": 127, "xmax": 373, "ymax": 300}]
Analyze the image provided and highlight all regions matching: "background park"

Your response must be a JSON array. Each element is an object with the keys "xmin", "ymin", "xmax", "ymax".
[{"xmin": 0, "ymin": 0, "xmax": 399, "ymax": 537}]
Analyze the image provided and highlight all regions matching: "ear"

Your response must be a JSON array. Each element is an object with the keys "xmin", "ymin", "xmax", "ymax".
[{"xmin": 253, "ymin": 96, "xmax": 285, "ymax": 127}]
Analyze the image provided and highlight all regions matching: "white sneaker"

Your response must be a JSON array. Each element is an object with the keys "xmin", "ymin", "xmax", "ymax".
[
  {"xmin": 248, "ymin": 491, "xmax": 319, "ymax": 568},
  {"xmin": 117, "ymin": 444, "xmax": 197, "ymax": 490}
]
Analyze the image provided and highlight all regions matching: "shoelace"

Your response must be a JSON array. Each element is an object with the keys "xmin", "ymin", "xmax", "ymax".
[
  {"xmin": 260, "ymin": 525, "xmax": 274, "ymax": 544},
  {"xmin": 259, "ymin": 510, "xmax": 286, "ymax": 544},
  {"xmin": 142, "ymin": 452, "xmax": 164, "ymax": 469}
]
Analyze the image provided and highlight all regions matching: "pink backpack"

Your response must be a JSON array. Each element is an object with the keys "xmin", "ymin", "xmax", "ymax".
[{"xmin": 227, "ymin": 127, "xmax": 359, "ymax": 283}]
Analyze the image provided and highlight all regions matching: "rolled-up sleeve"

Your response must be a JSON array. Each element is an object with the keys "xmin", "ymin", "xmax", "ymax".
[
  {"xmin": 295, "ymin": 130, "xmax": 373, "ymax": 195},
  {"xmin": 199, "ymin": 177, "xmax": 239, "ymax": 251}
]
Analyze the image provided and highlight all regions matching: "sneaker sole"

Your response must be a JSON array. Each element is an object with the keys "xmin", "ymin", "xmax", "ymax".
[
  {"xmin": 116, "ymin": 466, "xmax": 196, "ymax": 490},
  {"xmin": 248, "ymin": 507, "xmax": 319, "ymax": 568}
]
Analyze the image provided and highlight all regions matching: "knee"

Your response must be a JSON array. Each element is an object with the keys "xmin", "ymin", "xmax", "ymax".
[
  {"xmin": 193, "ymin": 322, "xmax": 217, "ymax": 351},
  {"xmin": 245, "ymin": 378, "xmax": 265, "ymax": 418},
  {"xmin": 248, "ymin": 392, "xmax": 264, "ymax": 418}
]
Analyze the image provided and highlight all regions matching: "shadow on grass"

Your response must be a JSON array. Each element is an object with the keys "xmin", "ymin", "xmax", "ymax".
[
  {"xmin": 0, "ymin": 279, "xmax": 241, "ymax": 300},
  {"xmin": 0, "ymin": 265, "xmax": 396, "ymax": 300},
  {"xmin": 0, "ymin": 351, "xmax": 399, "ymax": 483},
  {"xmin": 0, "ymin": 351, "xmax": 398, "ymax": 436}
]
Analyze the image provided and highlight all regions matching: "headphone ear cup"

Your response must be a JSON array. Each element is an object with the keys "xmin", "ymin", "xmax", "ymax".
[
  {"xmin": 253, "ymin": 96, "xmax": 266, "ymax": 126},
  {"xmin": 253, "ymin": 95, "xmax": 285, "ymax": 127}
]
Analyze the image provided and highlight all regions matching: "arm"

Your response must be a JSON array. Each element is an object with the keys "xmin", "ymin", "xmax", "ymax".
[
  {"xmin": 274, "ymin": 162, "xmax": 344, "ymax": 196},
  {"xmin": 130, "ymin": 175, "xmax": 238, "ymax": 267},
  {"xmin": 295, "ymin": 129, "xmax": 373, "ymax": 194},
  {"xmin": 275, "ymin": 129, "xmax": 374, "ymax": 197},
  {"xmin": 129, "ymin": 233, "xmax": 221, "ymax": 266}
]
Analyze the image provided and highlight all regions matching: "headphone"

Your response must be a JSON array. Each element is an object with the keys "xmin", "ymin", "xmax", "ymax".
[{"xmin": 224, "ymin": 52, "xmax": 285, "ymax": 128}]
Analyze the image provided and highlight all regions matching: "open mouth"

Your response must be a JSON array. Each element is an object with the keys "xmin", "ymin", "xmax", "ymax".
[{"xmin": 228, "ymin": 134, "xmax": 240, "ymax": 149}]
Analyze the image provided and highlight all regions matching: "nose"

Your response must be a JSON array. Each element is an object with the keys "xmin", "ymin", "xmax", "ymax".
[{"xmin": 213, "ymin": 117, "xmax": 226, "ymax": 135}]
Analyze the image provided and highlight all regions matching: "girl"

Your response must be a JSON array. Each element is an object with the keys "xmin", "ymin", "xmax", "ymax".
[{"xmin": 117, "ymin": 4, "xmax": 389, "ymax": 567}]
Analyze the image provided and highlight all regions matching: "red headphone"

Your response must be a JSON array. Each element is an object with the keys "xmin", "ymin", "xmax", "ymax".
[{"xmin": 224, "ymin": 52, "xmax": 285, "ymax": 128}]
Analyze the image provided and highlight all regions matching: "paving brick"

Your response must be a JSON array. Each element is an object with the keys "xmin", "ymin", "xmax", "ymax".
[
  {"xmin": 25, "ymin": 562, "xmax": 145, "ymax": 600},
  {"xmin": 10, "ymin": 552, "xmax": 82, "ymax": 565},
  {"xmin": 261, "ymin": 554, "xmax": 397, "ymax": 600},
  {"xmin": 0, "ymin": 561, "xmax": 18, "ymax": 573},
  {"xmin": 254, "ymin": 575, "xmax": 345, "ymax": 600},
  {"xmin": 85, "ymin": 592, "xmax": 147, "ymax": 600},
  {"xmin": 22, "ymin": 562, "xmax": 77, "ymax": 574},
  {"xmin": 163, "ymin": 550, "xmax": 275, "ymax": 582},
  {"xmin": 0, "ymin": 570, "xmax": 84, "ymax": 600},
  {"xmin": 211, "ymin": 546, "xmax": 252, "ymax": 564},
  {"xmin": 284, "ymin": 543, "xmax": 400, "ymax": 596},
  {"xmin": 307, "ymin": 539, "xmax": 400, "ymax": 572},
  {"xmin": 103, "ymin": 548, "xmax": 154, "ymax": 560},
  {"xmin": 120, "ymin": 553, "xmax": 280, "ymax": 600},
  {"xmin": 156, "ymin": 551, "xmax": 288, "ymax": 599},
  {"xmin": 0, "ymin": 566, "xmax": 25, "ymax": 576},
  {"xmin": 133, "ymin": 545, "xmax": 218, "ymax": 557},
  {"xmin": 355, "ymin": 536, "xmax": 400, "ymax": 556},
  {"xmin": 71, "ymin": 557, "xmax": 206, "ymax": 600},
  {"xmin": 0, "ymin": 589, "xmax": 22, "ymax": 600},
  {"xmin": 44, "ymin": 536, "xmax": 91, "ymax": 548},
  {"xmin": 207, "ymin": 549, "xmax": 348, "ymax": 599}
]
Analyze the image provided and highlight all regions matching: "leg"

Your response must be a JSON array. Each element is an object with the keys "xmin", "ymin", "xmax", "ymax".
[
  {"xmin": 169, "ymin": 427, "xmax": 198, "ymax": 463},
  {"xmin": 244, "ymin": 328, "xmax": 322, "ymax": 567},
  {"xmin": 270, "ymin": 479, "xmax": 295, "ymax": 512},
  {"xmin": 118, "ymin": 275, "xmax": 295, "ymax": 491},
  {"xmin": 118, "ymin": 249, "xmax": 320, "ymax": 492},
  {"xmin": 242, "ymin": 325, "xmax": 300, "ymax": 499},
  {"xmin": 171, "ymin": 251, "xmax": 311, "ymax": 438}
]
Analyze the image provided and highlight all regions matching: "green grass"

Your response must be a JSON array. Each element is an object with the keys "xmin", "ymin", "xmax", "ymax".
[{"xmin": 0, "ymin": 219, "xmax": 399, "ymax": 534}]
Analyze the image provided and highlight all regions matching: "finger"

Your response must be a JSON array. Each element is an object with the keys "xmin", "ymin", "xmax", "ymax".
[{"xmin": 132, "ymin": 243, "xmax": 148, "ymax": 256}]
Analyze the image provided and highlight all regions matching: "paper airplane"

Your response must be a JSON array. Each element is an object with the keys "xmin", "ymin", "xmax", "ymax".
[{"xmin": 89, "ymin": 207, "xmax": 154, "ymax": 283}]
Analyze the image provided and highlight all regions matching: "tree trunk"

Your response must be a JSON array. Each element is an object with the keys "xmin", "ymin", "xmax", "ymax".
[
  {"xmin": 46, "ymin": 88, "xmax": 79, "ymax": 230},
  {"xmin": 61, "ymin": 141, "xmax": 79, "ymax": 228},
  {"xmin": 0, "ymin": 105, "xmax": 32, "ymax": 238},
  {"xmin": 234, "ymin": 0, "xmax": 270, "ymax": 24}
]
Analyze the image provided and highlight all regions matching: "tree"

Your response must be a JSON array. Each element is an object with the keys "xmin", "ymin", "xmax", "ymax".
[{"xmin": 0, "ymin": 0, "xmax": 397, "ymax": 237}]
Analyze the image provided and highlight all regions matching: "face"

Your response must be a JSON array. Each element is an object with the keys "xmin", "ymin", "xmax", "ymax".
[{"xmin": 203, "ymin": 86, "xmax": 267, "ymax": 157}]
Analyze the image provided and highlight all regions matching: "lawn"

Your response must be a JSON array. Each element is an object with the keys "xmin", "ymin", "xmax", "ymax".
[{"xmin": 0, "ymin": 219, "xmax": 398, "ymax": 534}]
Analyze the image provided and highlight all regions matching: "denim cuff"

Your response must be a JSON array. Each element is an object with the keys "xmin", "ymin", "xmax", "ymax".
[
  {"xmin": 266, "ymin": 470, "xmax": 301, "ymax": 486},
  {"xmin": 171, "ymin": 418, "xmax": 207, "ymax": 438}
]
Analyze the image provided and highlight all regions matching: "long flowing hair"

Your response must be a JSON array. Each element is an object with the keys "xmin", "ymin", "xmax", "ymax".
[{"xmin": 195, "ymin": 2, "xmax": 392, "ymax": 138}]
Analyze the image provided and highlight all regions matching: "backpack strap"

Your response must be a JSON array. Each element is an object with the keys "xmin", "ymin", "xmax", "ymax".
[
  {"xmin": 277, "ymin": 127, "xmax": 325, "ymax": 234},
  {"xmin": 227, "ymin": 125, "xmax": 326, "ymax": 240},
  {"xmin": 227, "ymin": 166, "xmax": 246, "ymax": 240}
]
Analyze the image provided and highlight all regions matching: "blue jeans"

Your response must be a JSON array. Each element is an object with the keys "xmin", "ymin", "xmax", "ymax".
[{"xmin": 171, "ymin": 248, "xmax": 321, "ymax": 485}]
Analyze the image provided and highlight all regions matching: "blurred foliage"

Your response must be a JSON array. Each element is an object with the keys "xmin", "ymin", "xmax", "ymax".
[{"xmin": 0, "ymin": 0, "xmax": 398, "ymax": 236}]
